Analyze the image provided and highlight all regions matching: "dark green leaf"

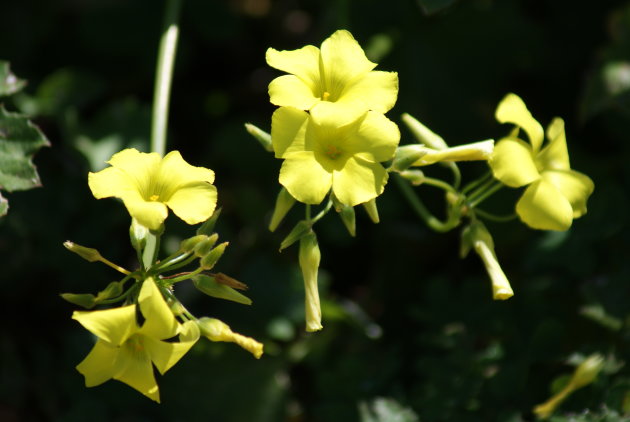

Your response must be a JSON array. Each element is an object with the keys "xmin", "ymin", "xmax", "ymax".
[{"xmin": 0, "ymin": 106, "xmax": 50, "ymax": 191}]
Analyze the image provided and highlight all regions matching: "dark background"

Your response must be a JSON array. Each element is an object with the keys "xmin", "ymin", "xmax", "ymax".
[{"xmin": 2, "ymin": 0, "xmax": 630, "ymax": 421}]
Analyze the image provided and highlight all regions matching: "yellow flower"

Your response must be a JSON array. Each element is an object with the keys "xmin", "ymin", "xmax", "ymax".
[
  {"xmin": 266, "ymin": 29, "xmax": 398, "ymax": 119},
  {"xmin": 489, "ymin": 94, "xmax": 594, "ymax": 231},
  {"xmin": 88, "ymin": 148, "xmax": 217, "ymax": 231},
  {"xmin": 73, "ymin": 278, "xmax": 200, "ymax": 402},
  {"xmin": 271, "ymin": 106, "xmax": 400, "ymax": 206}
]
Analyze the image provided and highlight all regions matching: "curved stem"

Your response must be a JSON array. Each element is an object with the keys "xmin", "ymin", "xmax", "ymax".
[
  {"xmin": 445, "ymin": 162, "xmax": 462, "ymax": 190},
  {"xmin": 462, "ymin": 171, "xmax": 493, "ymax": 195},
  {"xmin": 422, "ymin": 176, "xmax": 458, "ymax": 194},
  {"xmin": 469, "ymin": 182, "xmax": 503, "ymax": 208},
  {"xmin": 151, "ymin": 0, "xmax": 183, "ymax": 156},
  {"xmin": 394, "ymin": 174, "xmax": 458, "ymax": 233},
  {"xmin": 473, "ymin": 208, "xmax": 517, "ymax": 222},
  {"xmin": 311, "ymin": 199, "xmax": 333, "ymax": 224}
]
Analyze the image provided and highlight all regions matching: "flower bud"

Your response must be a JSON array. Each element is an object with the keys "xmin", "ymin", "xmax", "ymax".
[
  {"xmin": 179, "ymin": 234, "xmax": 208, "ymax": 253},
  {"xmin": 269, "ymin": 187, "xmax": 296, "ymax": 232},
  {"xmin": 391, "ymin": 145, "xmax": 427, "ymax": 172},
  {"xmin": 193, "ymin": 233, "xmax": 219, "ymax": 257},
  {"xmin": 461, "ymin": 221, "xmax": 513, "ymax": 300},
  {"xmin": 198, "ymin": 317, "xmax": 263, "ymax": 358},
  {"xmin": 193, "ymin": 274, "xmax": 251, "ymax": 305},
  {"xmin": 401, "ymin": 113, "xmax": 449, "ymax": 150},
  {"xmin": 199, "ymin": 242, "xmax": 228, "ymax": 271},
  {"xmin": 129, "ymin": 218, "xmax": 149, "ymax": 252},
  {"xmin": 411, "ymin": 140, "xmax": 494, "ymax": 166},
  {"xmin": 63, "ymin": 241, "xmax": 102, "ymax": 262},
  {"xmin": 245, "ymin": 123, "xmax": 273, "ymax": 152},
  {"xmin": 399, "ymin": 169, "xmax": 425, "ymax": 185},
  {"xmin": 299, "ymin": 231, "xmax": 323, "ymax": 332},
  {"xmin": 196, "ymin": 207, "xmax": 222, "ymax": 236}
]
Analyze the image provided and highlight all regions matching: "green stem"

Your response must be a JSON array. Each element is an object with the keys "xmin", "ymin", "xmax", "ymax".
[
  {"xmin": 445, "ymin": 162, "xmax": 462, "ymax": 189},
  {"xmin": 462, "ymin": 171, "xmax": 493, "ymax": 195},
  {"xmin": 473, "ymin": 208, "xmax": 517, "ymax": 222},
  {"xmin": 311, "ymin": 199, "xmax": 333, "ymax": 224},
  {"xmin": 466, "ymin": 177, "xmax": 496, "ymax": 203},
  {"xmin": 469, "ymin": 182, "xmax": 503, "ymax": 208},
  {"xmin": 151, "ymin": 0, "xmax": 183, "ymax": 156},
  {"xmin": 156, "ymin": 253, "xmax": 198, "ymax": 274},
  {"xmin": 153, "ymin": 251, "xmax": 193, "ymax": 272},
  {"xmin": 142, "ymin": 232, "xmax": 161, "ymax": 270},
  {"xmin": 394, "ymin": 174, "xmax": 458, "ymax": 233},
  {"xmin": 422, "ymin": 176, "xmax": 457, "ymax": 194},
  {"xmin": 166, "ymin": 267, "xmax": 204, "ymax": 284}
]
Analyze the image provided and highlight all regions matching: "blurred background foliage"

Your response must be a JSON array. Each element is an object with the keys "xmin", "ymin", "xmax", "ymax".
[{"xmin": 1, "ymin": 0, "xmax": 630, "ymax": 421}]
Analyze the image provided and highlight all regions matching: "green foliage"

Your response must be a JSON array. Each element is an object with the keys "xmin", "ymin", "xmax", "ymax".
[{"xmin": 0, "ymin": 61, "xmax": 25, "ymax": 96}]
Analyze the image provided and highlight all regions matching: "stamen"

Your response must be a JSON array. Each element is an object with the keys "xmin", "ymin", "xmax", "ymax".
[
  {"xmin": 149, "ymin": 194, "xmax": 160, "ymax": 202},
  {"xmin": 322, "ymin": 91, "xmax": 331, "ymax": 101},
  {"xmin": 325, "ymin": 145, "xmax": 342, "ymax": 159}
]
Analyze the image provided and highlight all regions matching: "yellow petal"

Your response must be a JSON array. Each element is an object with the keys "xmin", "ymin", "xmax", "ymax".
[
  {"xmin": 265, "ymin": 45, "xmax": 321, "ymax": 92},
  {"xmin": 138, "ymin": 278, "xmax": 179, "ymax": 340},
  {"xmin": 114, "ymin": 345, "xmax": 161, "ymax": 403},
  {"xmin": 489, "ymin": 137, "xmax": 539, "ymax": 187},
  {"xmin": 319, "ymin": 30, "xmax": 376, "ymax": 99},
  {"xmin": 107, "ymin": 148, "xmax": 160, "ymax": 194},
  {"xmin": 516, "ymin": 179, "xmax": 574, "ymax": 231},
  {"xmin": 123, "ymin": 197, "xmax": 169, "ymax": 231},
  {"xmin": 337, "ymin": 70, "xmax": 398, "ymax": 113},
  {"xmin": 279, "ymin": 151, "xmax": 332, "ymax": 204},
  {"xmin": 76, "ymin": 339, "xmax": 119, "ymax": 387},
  {"xmin": 537, "ymin": 117, "xmax": 570, "ymax": 171},
  {"xmin": 73, "ymin": 305, "xmax": 137, "ymax": 346},
  {"xmin": 160, "ymin": 150, "xmax": 215, "ymax": 187},
  {"xmin": 144, "ymin": 321, "xmax": 200, "ymax": 375},
  {"xmin": 352, "ymin": 111, "xmax": 400, "ymax": 162},
  {"xmin": 496, "ymin": 93, "xmax": 544, "ymax": 151},
  {"xmin": 332, "ymin": 156, "xmax": 388, "ymax": 206},
  {"xmin": 268, "ymin": 75, "xmax": 320, "ymax": 110},
  {"xmin": 166, "ymin": 183, "xmax": 217, "ymax": 226},
  {"xmin": 88, "ymin": 167, "xmax": 137, "ymax": 199},
  {"xmin": 271, "ymin": 107, "xmax": 309, "ymax": 158},
  {"xmin": 542, "ymin": 170, "xmax": 594, "ymax": 218}
]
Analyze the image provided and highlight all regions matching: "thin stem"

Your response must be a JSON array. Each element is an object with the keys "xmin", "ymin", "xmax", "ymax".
[
  {"xmin": 445, "ymin": 162, "xmax": 462, "ymax": 190},
  {"xmin": 165, "ymin": 267, "xmax": 204, "ymax": 284},
  {"xmin": 473, "ymin": 208, "xmax": 517, "ymax": 222},
  {"xmin": 305, "ymin": 204, "xmax": 311, "ymax": 221},
  {"xmin": 98, "ymin": 256, "xmax": 131, "ymax": 275},
  {"xmin": 151, "ymin": 0, "xmax": 183, "ymax": 156},
  {"xmin": 469, "ymin": 182, "xmax": 503, "ymax": 208},
  {"xmin": 156, "ymin": 253, "xmax": 198, "ymax": 274},
  {"xmin": 422, "ymin": 176, "xmax": 457, "ymax": 194},
  {"xmin": 466, "ymin": 177, "xmax": 496, "ymax": 203},
  {"xmin": 462, "ymin": 171, "xmax": 493, "ymax": 195},
  {"xmin": 153, "ymin": 251, "xmax": 193, "ymax": 272},
  {"xmin": 394, "ymin": 174, "xmax": 458, "ymax": 233},
  {"xmin": 311, "ymin": 199, "xmax": 333, "ymax": 224}
]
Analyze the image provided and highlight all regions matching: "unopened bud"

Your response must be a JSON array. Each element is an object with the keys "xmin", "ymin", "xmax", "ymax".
[
  {"xmin": 269, "ymin": 187, "xmax": 296, "ymax": 232},
  {"xmin": 199, "ymin": 242, "xmax": 228, "ymax": 270},
  {"xmin": 401, "ymin": 113, "xmax": 449, "ymax": 150},
  {"xmin": 571, "ymin": 354, "xmax": 605, "ymax": 389},
  {"xmin": 399, "ymin": 169, "xmax": 425, "ymax": 185},
  {"xmin": 411, "ymin": 140, "xmax": 494, "ymax": 167},
  {"xmin": 63, "ymin": 241, "xmax": 102, "ymax": 262},
  {"xmin": 196, "ymin": 208, "xmax": 222, "ymax": 236},
  {"xmin": 129, "ymin": 218, "xmax": 149, "ymax": 251},
  {"xmin": 179, "ymin": 234, "xmax": 208, "ymax": 253},
  {"xmin": 299, "ymin": 231, "xmax": 322, "ymax": 332},
  {"xmin": 391, "ymin": 145, "xmax": 427, "ymax": 172},
  {"xmin": 198, "ymin": 317, "xmax": 263, "ymax": 358},
  {"xmin": 245, "ymin": 123, "xmax": 273, "ymax": 152},
  {"xmin": 193, "ymin": 233, "xmax": 219, "ymax": 257}
]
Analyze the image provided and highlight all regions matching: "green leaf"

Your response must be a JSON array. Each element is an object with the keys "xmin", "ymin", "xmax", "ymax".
[
  {"xmin": 0, "ymin": 192, "xmax": 7, "ymax": 217},
  {"xmin": 192, "ymin": 274, "xmax": 252, "ymax": 305},
  {"xmin": 60, "ymin": 293, "xmax": 96, "ymax": 309},
  {"xmin": 0, "ymin": 106, "xmax": 50, "ymax": 192},
  {"xmin": 0, "ymin": 61, "xmax": 26, "ymax": 96}
]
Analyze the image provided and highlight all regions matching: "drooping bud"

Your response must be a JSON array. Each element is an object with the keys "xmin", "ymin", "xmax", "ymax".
[
  {"xmin": 461, "ymin": 221, "xmax": 513, "ymax": 300},
  {"xmin": 245, "ymin": 123, "xmax": 273, "ymax": 152},
  {"xmin": 533, "ymin": 353, "xmax": 605, "ymax": 419},
  {"xmin": 409, "ymin": 140, "xmax": 494, "ymax": 167},
  {"xmin": 299, "ymin": 231, "xmax": 323, "ymax": 332},
  {"xmin": 199, "ymin": 242, "xmax": 228, "ymax": 271},
  {"xmin": 269, "ymin": 187, "xmax": 297, "ymax": 232},
  {"xmin": 129, "ymin": 218, "xmax": 149, "ymax": 252},
  {"xmin": 401, "ymin": 113, "xmax": 449, "ymax": 150},
  {"xmin": 399, "ymin": 169, "xmax": 425, "ymax": 186},
  {"xmin": 198, "ymin": 317, "xmax": 263, "ymax": 358}
]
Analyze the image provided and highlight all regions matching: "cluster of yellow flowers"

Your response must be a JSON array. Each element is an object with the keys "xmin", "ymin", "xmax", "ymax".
[{"xmin": 65, "ymin": 149, "xmax": 262, "ymax": 402}]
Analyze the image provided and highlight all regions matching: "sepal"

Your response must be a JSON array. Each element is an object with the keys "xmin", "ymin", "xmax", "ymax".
[
  {"xmin": 63, "ymin": 241, "xmax": 103, "ymax": 262},
  {"xmin": 196, "ymin": 207, "xmax": 222, "ymax": 236},
  {"xmin": 193, "ymin": 233, "xmax": 218, "ymax": 257},
  {"xmin": 362, "ymin": 198, "xmax": 380, "ymax": 224},
  {"xmin": 192, "ymin": 274, "xmax": 252, "ymax": 305},
  {"xmin": 245, "ymin": 123, "xmax": 273, "ymax": 152},
  {"xmin": 391, "ymin": 145, "xmax": 427, "ymax": 172},
  {"xmin": 269, "ymin": 187, "xmax": 296, "ymax": 232},
  {"xmin": 401, "ymin": 113, "xmax": 448, "ymax": 150},
  {"xmin": 332, "ymin": 195, "xmax": 356, "ymax": 237},
  {"xmin": 199, "ymin": 242, "xmax": 228, "ymax": 270},
  {"xmin": 279, "ymin": 220, "xmax": 311, "ymax": 251}
]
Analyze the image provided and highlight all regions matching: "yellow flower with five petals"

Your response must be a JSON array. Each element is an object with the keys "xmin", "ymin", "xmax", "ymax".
[
  {"xmin": 489, "ymin": 94, "xmax": 594, "ymax": 231},
  {"xmin": 73, "ymin": 278, "xmax": 200, "ymax": 403},
  {"xmin": 88, "ymin": 148, "xmax": 217, "ymax": 231},
  {"xmin": 266, "ymin": 29, "xmax": 398, "ymax": 119},
  {"xmin": 272, "ymin": 106, "xmax": 400, "ymax": 206}
]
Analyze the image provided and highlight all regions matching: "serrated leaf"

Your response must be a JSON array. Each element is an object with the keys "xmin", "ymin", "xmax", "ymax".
[
  {"xmin": 0, "ymin": 106, "xmax": 50, "ymax": 191},
  {"xmin": 0, "ymin": 61, "xmax": 26, "ymax": 97}
]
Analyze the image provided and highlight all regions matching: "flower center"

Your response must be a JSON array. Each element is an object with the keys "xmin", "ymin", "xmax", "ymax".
[
  {"xmin": 128, "ymin": 335, "xmax": 145, "ymax": 353},
  {"xmin": 321, "ymin": 91, "xmax": 331, "ymax": 101},
  {"xmin": 149, "ymin": 194, "xmax": 160, "ymax": 202},
  {"xmin": 325, "ymin": 145, "xmax": 342, "ymax": 160}
]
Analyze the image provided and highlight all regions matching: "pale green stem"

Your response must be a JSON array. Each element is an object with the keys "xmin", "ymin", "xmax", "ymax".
[
  {"xmin": 473, "ymin": 208, "xmax": 517, "ymax": 223},
  {"xmin": 468, "ymin": 182, "xmax": 503, "ymax": 208},
  {"xmin": 462, "ymin": 171, "xmax": 493, "ymax": 195},
  {"xmin": 142, "ymin": 232, "xmax": 160, "ymax": 270},
  {"xmin": 422, "ymin": 176, "xmax": 458, "ymax": 194},
  {"xmin": 311, "ymin": 199, "xmax": 333, "ymax": 224},
  {"xmin": 394, "ymin": 174, "xmax": 459, "ymax": 233},
  {"xmin": 151, "ymin": 0, "xmax": 182, "ymax": 156}
]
